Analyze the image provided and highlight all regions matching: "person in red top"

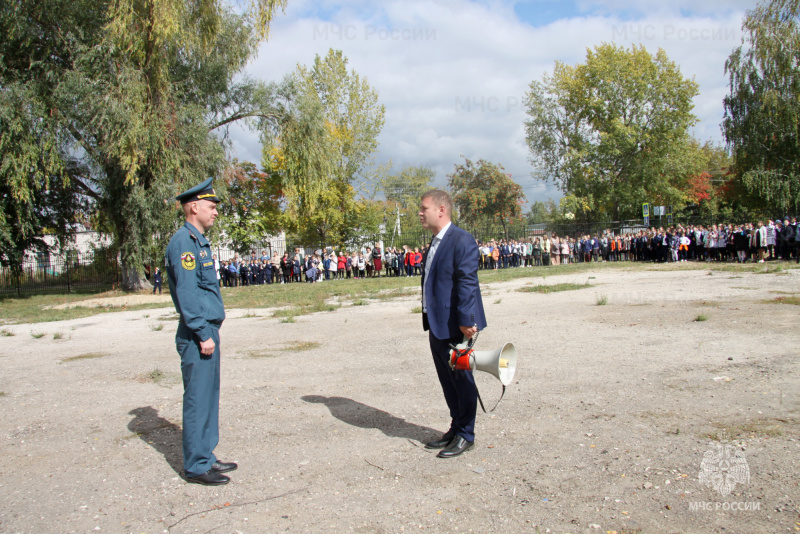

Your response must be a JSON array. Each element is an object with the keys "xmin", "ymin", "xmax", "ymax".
[
  {"xmin": 414, "ymin": 247, "xmax": 423, "ymax": 275},
  {"xmin": 337, "ymin": 253, "xmax": 346, "ymax": 279}
]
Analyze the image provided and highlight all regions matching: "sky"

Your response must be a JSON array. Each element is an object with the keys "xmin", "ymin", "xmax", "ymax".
[{"xmin": 225, "ymin": 0, "xmax": 756, "ymax": 208}]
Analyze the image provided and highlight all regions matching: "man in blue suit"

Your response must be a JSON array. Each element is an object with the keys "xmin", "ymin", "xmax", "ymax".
[{"xmin": 419, "ymin": 190, "xmax": 487, "ymax": 458}]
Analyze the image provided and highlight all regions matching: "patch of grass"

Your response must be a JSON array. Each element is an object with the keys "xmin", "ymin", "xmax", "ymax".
[
  {"xmin": 283, "ymin": 341, "xmax": 321, "ymax": 352},
  {"xmin": 0, "ymin": 290, "xmax": 175, "ymax": 325},
  {"xmin": 30, "ymin": 331, "xmax": 45, "ymax": 339},
  {"xmin": 1, "ymin": 329, "xmax": 14, "ymax": 337},
  {"xmin": 517, "ymin": 282, "xmax": 593, "ymax": 294},
  {"xmin": 241, "ymin": 310, "xmax": 260, "ymax": 318},
  {"xmin": 411, "ymin": 306, "xmax": 422, "ymax": 314},
  {"xmin": 0, "ymin": 391, "xmax": 6, "ymax": 397},
  {"xmin": 494, "ymin": 298, "xmax": 502, "ymax": 304},
  {"xmin": 62, "ymin": 352, "xmax": 108, "ymax": 362},
  {"xmin": 53, "ymin": 332, "xmax": 65, "ymax": 340},
  {"xmin": 705, "ymin": 420, "xmax": 785, "ymax": 440},
  {"xmin": 351, "ymin": 299, "xmax": 369, "ymax": 306},
  {"xmin": 694, "ymin": 313, "xmax": 709, "ymax": 322},
  {"xmin": 763, "ymin": 296, "xmax": 800, "ymax": 306},
  {"xmin": 149, "ymin": 323, "xmax": 164, "ymax": 331},
  {"xmin": 279, "ymin": 316, "xmax": 296, "ymax": 323},
  {"xmin": 595, "ymin": 294, "xmax": 608, "ymax": 306},
  {"xmin": 248, "ymin": 350, "xmax": 277, "ymax": 358},
  {"xmin": 158, "ymin": 313, "xmax": 179, "ymax": 321}
]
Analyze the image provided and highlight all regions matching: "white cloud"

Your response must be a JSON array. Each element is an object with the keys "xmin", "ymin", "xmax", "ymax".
[{"xmin": 227, "ymin": 0, "xmax": 748, "ymax": 205}]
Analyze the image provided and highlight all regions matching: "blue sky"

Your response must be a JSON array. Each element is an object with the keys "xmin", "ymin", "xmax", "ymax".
[{"xmin": 226, "ymin": 0, "xmax": 756, "ymax": 207}]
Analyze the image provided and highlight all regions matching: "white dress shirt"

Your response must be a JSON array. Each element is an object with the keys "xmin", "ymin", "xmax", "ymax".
[{"xmin": 422, "ymin": 222, "xmax": 451, "ymax": 313}]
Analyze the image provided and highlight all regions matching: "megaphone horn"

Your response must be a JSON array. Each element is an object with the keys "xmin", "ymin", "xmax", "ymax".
[{"xmin": 471, "ymin": 342, "xmax": 516, "ymax": 386}]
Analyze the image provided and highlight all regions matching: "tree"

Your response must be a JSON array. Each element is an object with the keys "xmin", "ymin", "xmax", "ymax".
[
  {"xmin": 263, "ymin": 49, "xmax": 385, "ymax": 245},
  {"xmin": 380, "ymin": 165, "xmax": 435, "ymax": 210},
  {"xmin": 0, "ymin": 0, "xmax": 288, "ymax": 289},
  {"xmin": 448, "ymin": 158, "xmax": 526, "ymax": 237},
  {"xmin": 524, "ymin": 44, "xmax": 703, "ymax": 221},
  {"xmin": 723, "ymin": 0, "xmax": 800, "ymax": 214},
  {"xmin": 379, "ymin": 165, "xmax": 434, "ymax": 237},
  {"xmin": 216, "ymin": 160, "xmax": 282, "ymax": 255}
]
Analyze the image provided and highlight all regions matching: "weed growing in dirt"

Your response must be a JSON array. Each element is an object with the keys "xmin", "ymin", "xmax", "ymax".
[
  {"xmin": 282, "ymin": 341, "xmax": 320, "ymax": 352},
  {"xmin": 595, "ymin": 294, "xmax": 608, "ymax": 305},
  {"xmin": 241, "ymin": 311, "xmax": 259, "ymax": 318},
  {"xmin": 30, "ymin": 331, "xmax": 45, "ymax": 339},
  {"xmin": 147, "ymin": 368, "xmax": 165, "ymax": 383},
  {"xmin": 411, "ymin": 306, "xmax": 422, "ymax": 314},
  {"xmin": 62, "ymin": 352, "xmax": 108, "ymax": 362},
  {"xmin": 280, "ymin": 316, "xmax": 296, "ymax": 323},
  {"xmin": 149, "ymin": 323, "xmax": 164, "ymax": 331},
  {"xmin": 53, "ymin": 332, "xmax": 65, "ymax": 340},
  {"xmin": 351, "ymin": 299, "xmax": 369, "ymax": 306},
  {"xmin": 494, "ymin": 298, "xmax": 502, "ymax": 304},
  {"xmin": 694, "ymin": 313, "xmax": 709, "ymax": 322},
  {"xmin": 1, "ymin": 329, "xmax": 14, "ymax": 337}
]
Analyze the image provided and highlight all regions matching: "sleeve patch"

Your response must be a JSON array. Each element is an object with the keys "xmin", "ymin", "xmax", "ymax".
[{"xmin": 181, "ymin": 252, "xmax": 196, "ymax": 270}]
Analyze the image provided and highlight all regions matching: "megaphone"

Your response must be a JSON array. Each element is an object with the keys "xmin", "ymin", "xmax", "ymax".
[{"xmin": 450, "ymin": 342, "xmax": 516, "ymax": 386}]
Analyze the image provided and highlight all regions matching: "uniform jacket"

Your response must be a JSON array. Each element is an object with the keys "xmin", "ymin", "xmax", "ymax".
[
  {"xmin": 166, "ymin": 222, "xmax": 225, "ymax": 342},
  {"xmin": 421, "ymin": 224, "xmax": 487, "ymax": 340}
]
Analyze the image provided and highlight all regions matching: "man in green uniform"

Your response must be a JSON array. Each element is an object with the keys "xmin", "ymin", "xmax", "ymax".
[{"xmin": 166, "ymin": 177, "xmax": 237, "ymax": 485}]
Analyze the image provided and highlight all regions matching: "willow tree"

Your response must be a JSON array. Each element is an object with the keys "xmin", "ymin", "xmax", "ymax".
[
  {"xmin": 263, "ymin": 49, "xmax": 386, "ymax": 245},
  {"xmin": 525, "ymin": 44, "xmax": 702, "ymax": 221},
  {"xmin": 0, "ymin": 0, "xmax": 287, "ymax": 288},
  {"xmin": 723, "ymin": 0, "xmax": 800, "ymax": 213}
]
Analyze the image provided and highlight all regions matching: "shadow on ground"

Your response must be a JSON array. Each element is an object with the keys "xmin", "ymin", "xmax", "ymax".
[
  {"xmin": 302, "ymin": 395, "xmax": 440, "ymax": 443},
  {"xmin": 128, "ymin": 406, "xmax": 183, "ymax": 475}
]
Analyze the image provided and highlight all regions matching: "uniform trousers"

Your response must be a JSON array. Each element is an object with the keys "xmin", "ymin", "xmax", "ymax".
[
  {"xmin": 177, "ymin": 322, "xmax": 220, "ymax": 477},
  {"xmin": 429, "ymin": 332, "xmax": 478, "ymax": 442}
]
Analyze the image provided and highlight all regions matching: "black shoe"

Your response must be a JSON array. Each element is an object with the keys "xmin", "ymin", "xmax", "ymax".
[
  {"xmin": 437, "ymin": 436, "xmax": 474, "ymax": 458},
  {"xmin": 187, "ymin": 469, "xmax": 230, "ymax": 485},
  {"xmin": 425, "ymin": 431, "xmax": 456, "ymax": 449},
  {"xmin": 212, "ymin": 461, "xmax": 238, "ymax": 473}
]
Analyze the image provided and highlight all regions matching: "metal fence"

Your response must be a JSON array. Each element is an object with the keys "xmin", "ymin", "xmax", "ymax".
[{"xmin": 0, "ymin": 251, "xmax": 120, "ymax": 296}]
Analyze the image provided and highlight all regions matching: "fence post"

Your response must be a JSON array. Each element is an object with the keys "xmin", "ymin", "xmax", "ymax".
[{"xmin": 66, "ymin": 257, "xmax": 71, "ymax": 293}]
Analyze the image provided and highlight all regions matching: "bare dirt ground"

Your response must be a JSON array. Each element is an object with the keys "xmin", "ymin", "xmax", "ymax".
[{"xmin": 1, "ymin": 266, "xmax": 799, "ymax": 534}]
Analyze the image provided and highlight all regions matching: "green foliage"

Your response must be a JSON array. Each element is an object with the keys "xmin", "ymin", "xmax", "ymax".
[
  {"xmin": 263, "ymin": 49, "xmax": 385, "ymax": 245},
  {"xmin": 381, "ymin": 165, "xmax": 435, "ymax": 211},
  {"xmin": 723, "ymin": 0, "xmax": 800, "ymax": 213},
  {"xmin": 217, "ymin": 161, "xmax": 282, "ymax": 254},
  {"xmin": 525, "ymin": 43, "xmax": 702, "ymax": 221},
  {"xmin": 448, "ymin": 158, "xmax": 526, "ymax": 236},
  {"xmin": 0, "ymin": 0, "xmax": 287, "ymax": 289}
]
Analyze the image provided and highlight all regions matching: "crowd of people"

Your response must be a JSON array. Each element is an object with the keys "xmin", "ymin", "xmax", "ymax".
[
  {"xmin": 212, "ymin": 218, "xmax": 800, "ymax": 287},
  {"xmin": 215, "ymin": 243, "xmax": 429, "ymax": 286},
  {"xmin": 475, "ymin": 219, "xmax": 799, "ymax": 268}
]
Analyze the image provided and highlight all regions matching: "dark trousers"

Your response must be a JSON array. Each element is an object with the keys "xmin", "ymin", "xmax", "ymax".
[
  {"xmin": 429, "ymin": 331, "xmax": 477, "ymax": 442},
  {"xmin": 176, "ymin": 323, "xmax": 220, "ymax": 477}
]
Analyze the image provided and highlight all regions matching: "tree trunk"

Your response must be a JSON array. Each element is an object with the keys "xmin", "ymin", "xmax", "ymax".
[{"xmin": 120, "ymin": 259, "xmax": 152, "ymax": 291}]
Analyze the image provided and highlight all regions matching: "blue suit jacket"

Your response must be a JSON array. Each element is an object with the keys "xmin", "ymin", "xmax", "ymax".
[{"xmin": 421, "ymin": 224, "xmax": 487, "ymax": 340}]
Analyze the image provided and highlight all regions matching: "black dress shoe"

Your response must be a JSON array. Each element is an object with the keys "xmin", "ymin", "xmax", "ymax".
[
  {"xmin": 187, "ymin": 469, "xmax": 230, "ymax": 485},
  {"xmin": 437, "ymin": 436, "xmax": 474, "ymax": 458},
  {"xmin": 212, "ymin": 461, "xmax": 238, "ymax": 473},
  {"xmin": 425, "ymin": 431, "xmax": 456, "ymax": 449}
]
